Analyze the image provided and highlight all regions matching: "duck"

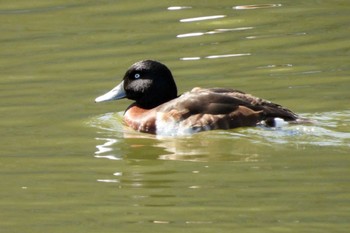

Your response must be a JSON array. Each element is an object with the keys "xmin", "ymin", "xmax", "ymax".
[{"xmin": 95, "ymin": 60, "xmax": 304, "ymax": 136}]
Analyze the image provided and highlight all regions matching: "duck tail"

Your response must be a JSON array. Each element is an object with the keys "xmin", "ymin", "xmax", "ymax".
[{"xmin": 258, "ymin": 116, "xmax": 315, "ymax": 128}]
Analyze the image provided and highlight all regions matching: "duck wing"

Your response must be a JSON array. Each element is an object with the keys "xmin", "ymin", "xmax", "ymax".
[
  {"xmin": 156, "ymin": 87, "xmax": 299, "ymax": 131},
  {"xmin": 187, "ymin": 88, "xmax": 298, "ymax": 120}
]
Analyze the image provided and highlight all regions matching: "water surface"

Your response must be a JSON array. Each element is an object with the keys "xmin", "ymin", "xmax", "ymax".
[{"xmin": 1, "ymin": 1, "xmax": 349, "ymax": 232}]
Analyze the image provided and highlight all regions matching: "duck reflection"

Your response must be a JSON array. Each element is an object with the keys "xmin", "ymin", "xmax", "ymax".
[
  {"xmin": 91, "ymin": 110, "xmax": 350, "ymax": 164},
  {"xmin": 90, "ymin": 111, "xmax": 261, "ymax": 162},
  {"xmin": 93, "ymin": 130, "xmax": 260, "ymax": 163}
]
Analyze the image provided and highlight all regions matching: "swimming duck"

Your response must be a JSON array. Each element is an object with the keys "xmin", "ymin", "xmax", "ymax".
[{"xmin": 95, "ymin": 60, "xmax": 302, "ymax": 135}]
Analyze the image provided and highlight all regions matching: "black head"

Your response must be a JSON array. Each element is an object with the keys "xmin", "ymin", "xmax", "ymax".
[{"xmin": 123, "ymin": 60, "xmax": 178, "ymax": 109}]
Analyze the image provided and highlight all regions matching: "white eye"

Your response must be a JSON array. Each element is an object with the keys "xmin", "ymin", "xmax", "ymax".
[{"xmin": 134, "ymin": 73, "xmax": 141, "ymax": 79}]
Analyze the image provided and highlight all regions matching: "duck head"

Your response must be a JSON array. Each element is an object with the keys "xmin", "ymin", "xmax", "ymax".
[{"xmin": 95, "ymin": 60, "xmax": 178, "ymax": 109}]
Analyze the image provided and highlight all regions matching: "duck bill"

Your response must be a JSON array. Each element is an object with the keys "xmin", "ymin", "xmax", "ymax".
[{"xmin": 95, "ymin": 80, "xmax": 126, "ymax": 103}]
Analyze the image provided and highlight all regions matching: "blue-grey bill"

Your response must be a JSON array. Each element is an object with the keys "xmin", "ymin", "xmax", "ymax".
[{"xmin": 95, "ymin": 81, "xmax": 126, "ymax": 103}]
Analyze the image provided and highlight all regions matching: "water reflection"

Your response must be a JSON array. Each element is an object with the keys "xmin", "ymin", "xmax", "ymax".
[
  {"xmin": 180, "ymin": 15, "xmax": 226, "ymax": 23},
  {"xmin": 89, "ymin": 112, "xmax": 261, "ymax": 162},
  {"xmin": 180, "ymin": 53, "xmax": 250, "ymax": 61},
  {"xmin": 167, "ymin": 6, "xmax": 192, "ymax": 11},
  {"xmin": 93, "ymin": 134, "xmax": 261, "ymax": 162},
  {"xmin": 206, "ymin": 53, "xmax": 251, "ymax": 59},
  {"xmin": 257, "ymin": 64, "xmax": 293, "ymax": 69},
  {"xmin": 177, "ymin": 27, "xmax": 253, "ymax": 38},
  {"xmin": 94, "ymin": 137, "xmax": 120, "ymax": 160},
  {"xmin": 233, "ymin": 4, "xmax": 282, "ymax": 10},
  {"xmin": 246, "ymin": 31, "xmax": 307, "ymax": 40},
  {"xmin": 89, "ymin": 110, "xmax": 350, "ymax": 163}
]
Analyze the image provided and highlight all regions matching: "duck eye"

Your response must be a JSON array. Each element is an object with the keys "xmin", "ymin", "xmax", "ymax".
[{"xmin": 134, "ymin": 73, "xmax": 141, "ymax": 79}]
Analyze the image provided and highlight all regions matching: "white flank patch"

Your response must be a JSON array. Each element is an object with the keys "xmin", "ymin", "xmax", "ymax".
[
  {"xmin": 274, "ymin": 117, "xmax": 289, "ymax": 128},
  {"xmin": 155, "ymin": 112, "xmax": 200, "ymax": 137}
]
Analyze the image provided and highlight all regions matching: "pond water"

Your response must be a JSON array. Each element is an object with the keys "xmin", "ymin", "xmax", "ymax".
[{"xmin": 1, "ymin": 0, "xmax": 349, "ymax": 232}]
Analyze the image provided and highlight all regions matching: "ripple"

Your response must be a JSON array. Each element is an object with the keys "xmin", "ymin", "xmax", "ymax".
[
  {"xmin": 94, "ymin": 154, "xmax": 121, "ymax": 160},
  {"xmin": 246, "ymin": 32, "xmax": 307, "ymax": 40},
  {"xmin": 95, "ymin": 137, "xmax": 118, "ymax": 155},
  {"xmin": 177, "ymin": 27, "xmax": 253, "ymax": 38},
  {"xmin": 180, "ymin": 57, "xmax": 201, "ymax": 61},
  {"xmin": 233, "ymin": 4, "xmax": 282, "ymax": 10},
  {"xmin": 185, "ymin": 221, "xmax": 213, "ymax": 224},
  {"xmin": 97, "ymin": 179, "xmax": 119, "ymax": 183},
  {"xmin": 180, "ymin": 15, "xmax": 226, "ymax": 23},
  {"xmin": 177, "ymin": 32, "xmax": 205, "ymax": 38},
  {"xmin": 245, "ymin": 111, "xmax": 350, "ymax": 147},
  {"xmin": 180, "ymin": 53, "xmax": 251, "ymax": 61},
  {"xmin": 206, "ymin": 27, "xmax": 254, "ymax": 34},
  {"xmin": 89, "ymin": 106, "xmax": 350, "ymax": 161},
  {"xmin": 257, "ymin": 64, "xmax": 293, "ymax": 69},
  {"xmin": 167, "ymin": 6, "xmax": 192, "ymax": 11},
  {"xmin": 88, "ymin": 112, "xmax": 124, "ymax": 133},
  {"xmin": 152, "ymin": 220, "xmax": 170, "ymax": 224},
  {"xmin": 205, "ymin": 53, "xmax": 251, "ymax": 59}
]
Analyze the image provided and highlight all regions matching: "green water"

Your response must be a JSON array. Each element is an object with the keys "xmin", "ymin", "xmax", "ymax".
[{"xmin": 1, "ymin": 1, "xmax": 349, "ymax": 232}]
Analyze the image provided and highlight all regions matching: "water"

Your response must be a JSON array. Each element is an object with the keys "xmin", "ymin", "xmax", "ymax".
[{"xmin": 1, "ymin": 1, "xmax": 349, "ymax": 232}]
